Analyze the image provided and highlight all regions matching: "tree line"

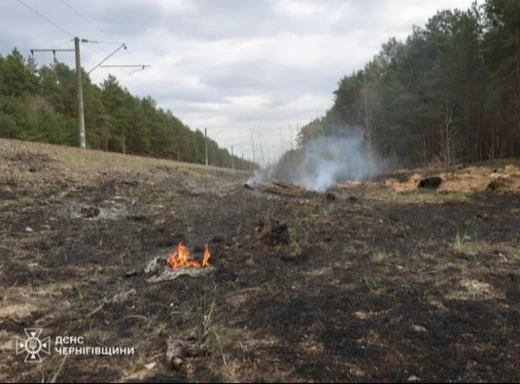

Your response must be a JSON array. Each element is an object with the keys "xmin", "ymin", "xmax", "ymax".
[
  {"xmin": 0, "ymin": 50, "xmax": 256, "ymax": 170},
  {"xmin": 298, "ymin": 0, "xmax": 520, "ymax": 166}
]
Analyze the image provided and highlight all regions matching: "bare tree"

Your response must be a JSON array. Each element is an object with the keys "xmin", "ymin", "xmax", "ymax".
[{"xmin": 438, "ymin": 101, "xmax": 460, "ymax": 166}]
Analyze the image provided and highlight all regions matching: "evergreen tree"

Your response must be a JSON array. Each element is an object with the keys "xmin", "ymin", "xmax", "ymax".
[{"xmin": 0, "ymin": 51, "xmax": 254, "ymax": 170}]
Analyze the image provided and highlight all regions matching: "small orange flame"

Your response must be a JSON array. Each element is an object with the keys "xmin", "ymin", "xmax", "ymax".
[
  {"xmin": 202, "ymin": 243, "xmax": 211, "ymax": 268},
  {"xmin": 166, "ymin": 242, "xmax": 211, "ymax": 269}
]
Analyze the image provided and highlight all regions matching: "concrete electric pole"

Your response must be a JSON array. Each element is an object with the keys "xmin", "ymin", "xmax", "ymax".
[
  {"xmin": 31, "ymin": 38, "xmax": 149, "ymax": 150},
  {"xmin": 30, "ymin": 42, "xmax": 85, "ymax": 148},
  {"xmin": 31, "ymin": 37, "xmax": 87, "ymax": 149},
  {"xmin": 74, "ymin": 37, "xmax": 86, "ymax": 149}
]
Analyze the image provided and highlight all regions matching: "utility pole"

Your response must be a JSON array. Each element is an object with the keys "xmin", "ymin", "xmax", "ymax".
[
  {"xmin": 30, "ymin": 41, "xmax": 86, "ymax": 149},
  {"xmin": 75, "ymin": 37, "xmax": 86, "ymax": 149},
  {"xmin": 205, "ymin": 128, "xmax": 208, "ymax": 166},
  {"xmin": 31, "ymin": 38, "xmax": 150, "ymax": 151}
]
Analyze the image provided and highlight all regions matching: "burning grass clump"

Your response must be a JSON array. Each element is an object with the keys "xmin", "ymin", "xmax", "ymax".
[{"xmin": 145, "ymin": 242, "xmax": 215, "ymax": 283}]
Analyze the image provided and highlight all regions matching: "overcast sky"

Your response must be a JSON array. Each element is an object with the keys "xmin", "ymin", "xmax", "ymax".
[{"xmin": 1, "ymin": 0, "xmax": 475, "ymax": 162}]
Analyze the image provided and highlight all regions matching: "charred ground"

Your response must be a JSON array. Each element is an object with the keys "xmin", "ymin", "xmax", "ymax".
[{"xmin": 0, "ymin": 139, "xmax": 519, "ymax": 383}]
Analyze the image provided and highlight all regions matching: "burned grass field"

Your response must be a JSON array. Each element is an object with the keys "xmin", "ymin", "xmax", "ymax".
[{"xmin": 1, "ymin": 139, "xmax": 519, "ymax": 383}]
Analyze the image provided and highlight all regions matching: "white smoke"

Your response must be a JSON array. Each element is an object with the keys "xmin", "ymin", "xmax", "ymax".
[
  {"xmin": 246, "ymin": 131, "xmax": 387, "ymax": 192},
  {"xmin": 246, "ymin": 164, "xmax": 277, "ymax": 186}
]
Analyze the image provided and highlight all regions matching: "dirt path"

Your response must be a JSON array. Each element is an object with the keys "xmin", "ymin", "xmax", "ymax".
[{"xmin": 1, "ymin": 139, "xmax": 519, "ymax": 383}]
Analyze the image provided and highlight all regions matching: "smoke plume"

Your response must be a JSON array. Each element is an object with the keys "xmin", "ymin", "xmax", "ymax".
[{"xmin": 246, "ymin": 131, "xmax": 387, "ymax": 192}]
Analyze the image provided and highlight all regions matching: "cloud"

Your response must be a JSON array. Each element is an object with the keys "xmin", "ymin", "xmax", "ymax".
[
  {"xmin": 0, "ymin": 0, "xmax": 476, "ymax": 163},
  {"xmin": 224, "ymin": 95, "xmax": 272, "ymax": 109},
  {"xmin": 273, "ymin": 0, "xmax": 329, "ymax": 19}
]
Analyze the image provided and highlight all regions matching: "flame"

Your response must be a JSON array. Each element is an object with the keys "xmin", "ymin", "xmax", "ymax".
[
  {"xmin": 202, "ymin": 243, "xmax": 211, "ymax": 268},
  {"xmin": 166, "ymin": 242, "xmax": 211, "ymax": 269}
]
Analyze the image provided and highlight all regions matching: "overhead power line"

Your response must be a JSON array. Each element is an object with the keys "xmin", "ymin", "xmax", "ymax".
[
  {"xmin": 58, "ymin": 0, "xmax": 149, "ymax": 75},
  {"xmin": 58, "ymin": 0, "xmax": 121, "ymax": 45},
  {"xmin": 16, "ymin": 0, "xmax": 73, "ymax": 38},
  {"xmin": 30, "ymin": 37, "xmax": 87, "ymax": 149},
  {"xmin": 49, "ymin": 38, "xmax": 74, "ymax": 49},
  {"xmin": 17, "ymin": 0, "xmax": 101, "ymax": 59},
  {"xmin": 15, "ymin": 0, "xmax": 103, "ymax": 60}
]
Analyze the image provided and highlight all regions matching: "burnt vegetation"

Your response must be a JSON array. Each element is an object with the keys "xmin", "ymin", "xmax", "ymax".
[
  {"xmin": 1, "ymin": 0, "xmax": 520, "ymax": 382},
  {"xmin": 1, "ymin": 139, "xmax": 520, "ymax": 382}
]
